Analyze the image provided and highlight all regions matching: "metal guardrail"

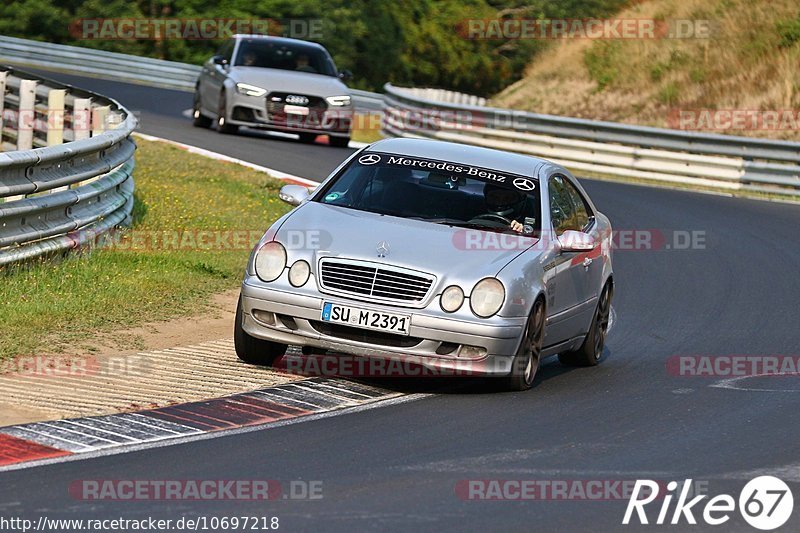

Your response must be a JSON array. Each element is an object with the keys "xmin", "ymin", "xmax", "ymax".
[
  {"xmin": 0, "ymin": 64, "xmax": 136, "ymax": 267},
  {"xmin": 0, "ymin": 35, "xmax": 384, "ymax": 111},
  {"xmin": 383, "ymin": 84, "xmax": 800, "ymax": 197}
]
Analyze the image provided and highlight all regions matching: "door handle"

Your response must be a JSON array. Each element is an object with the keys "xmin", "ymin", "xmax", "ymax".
[{"xmin": 582, "ymin": 257, "xmax": 593, "ymax": 268}]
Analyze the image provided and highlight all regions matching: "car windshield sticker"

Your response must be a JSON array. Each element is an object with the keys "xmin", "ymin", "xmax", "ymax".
[
  {"xmin": 325, "ymin": 192, "xmax": 342, "ymax": 201},
  {"xmin": 355, "ymin": 152, "xmax": 537, "ymax": 193}
]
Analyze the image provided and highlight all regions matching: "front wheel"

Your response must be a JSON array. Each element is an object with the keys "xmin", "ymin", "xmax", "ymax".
[
  {"xmin": 192, "ymin": 91, "xmax": 212, "ymax": 128},
  {"xmin": 503, "ymin": 299, "xmax": 545, "ymax": 391},
  {"xmin": 234, "ymin": 297, "xmax": 286, "ymax": 366},
  {"xmin": 298, "ymin": 132, "xmax": 317, "ymax": 144},
  {"xmin": 329, "ymin": 136, "xmax": 350, "ymax": 148},
  {"xmin": 559, "ymin": 282, "xmax": 613, "ymax": 367},
  {"xmin": 217, "ymin": 92, "xmax": 239, "ymax": 134}
]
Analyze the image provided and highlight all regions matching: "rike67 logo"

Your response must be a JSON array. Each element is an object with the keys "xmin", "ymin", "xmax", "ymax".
[{"xmin": 623, "ymin": 476, "xmax": 794, "ymax": 530}]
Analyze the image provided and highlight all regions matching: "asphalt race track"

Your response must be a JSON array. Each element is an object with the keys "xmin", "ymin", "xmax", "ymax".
[{"xmin": 2, "ymin": 70, "xmax": 799, "ymax": 531}]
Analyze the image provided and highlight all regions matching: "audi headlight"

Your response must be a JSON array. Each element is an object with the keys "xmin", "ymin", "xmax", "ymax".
[
  {"xmin": 325, "ymin": 95, "xmax": 351, "ymax": 107},
  {"xmin": 288, "ymin": 260, "xmax": 311, "ymax": 287},
  {"xmin": 254, "ymin": 242, "xmax": 286, "ymax": 282},
  {"xmin": 236, "ymin": 83, "xmax": 267, "ymax": 97},
  {"xmin": 440, "ymin": 285, "xmax": 465, "ymax": 313},
  {"xmin": 469, "ymin": 278, "xmax": 505, "ymax": 318}
]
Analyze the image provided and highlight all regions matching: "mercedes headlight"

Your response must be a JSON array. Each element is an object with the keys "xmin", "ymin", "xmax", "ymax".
[
  {"xmin": 440, "ymin": 285, "xmax": 465, "ymax": 313},
  {"xmin": 469, "ymin": 278, "xmax": 505, "ymax": 318},
  {"xmin": 288, "ymin": 260, "xmax": 311, "ymax": 287},
  {"xmin": 254, "ymin": 242, "xmax": 286, "ymax": 282},
  {"xmin": 325, "ymin": 95, "xmax": 351, "ymax": 107},
  {"xmin": 236, "ymin": 82, "xmax": 267, "ymax": 97}
]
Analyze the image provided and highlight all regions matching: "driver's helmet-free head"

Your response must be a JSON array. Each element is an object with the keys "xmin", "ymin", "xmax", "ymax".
[
  {"xmin": 242, "ymin": 51, "xmax": 257, "ymax": 66},
  {"xmin": 484, "ymin": 183, "xmax": 526, "ymax": 217}
]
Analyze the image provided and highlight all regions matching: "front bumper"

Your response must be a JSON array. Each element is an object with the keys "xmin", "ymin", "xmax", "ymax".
[
  {"xmin": 240, "ymin": 278, "xmax": 525, "ymax": 377},
  {"xmin": 228, "ymin": 95, "xmax": 353, "ymax": 136}
]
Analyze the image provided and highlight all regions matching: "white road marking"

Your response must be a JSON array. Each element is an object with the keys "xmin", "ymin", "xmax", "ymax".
[{"xmin": 711, "ymin": 373, "xmax": 800, "ymax": 393}]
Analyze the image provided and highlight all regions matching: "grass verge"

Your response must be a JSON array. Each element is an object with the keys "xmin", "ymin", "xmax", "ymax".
[
  {"xmin": 0, "ymin": 138, "xmax": 292, "ymax": 359},
  {"xmin": 351, "ymin": 112, "xmax": 384, "ymax": 144}
]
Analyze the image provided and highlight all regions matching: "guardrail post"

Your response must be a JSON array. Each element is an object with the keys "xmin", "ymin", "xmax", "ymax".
[
  {"xmin": 73, "ymin": 97, "xmax": 91, "ymax": 141},
  {"xmin": 0, "ymin": 71, "xmax": 6, "ymax": 150},
  {"xmin": 16, "ymin": 79, "xmax": 37, "ymax": 151},
  {"xmin": 46, "ymin": 89, "xmax": 66, "ymax": 146},
  {"xmin": 91, "ymin": 105, "xmax": 110, "ymax": 136}
]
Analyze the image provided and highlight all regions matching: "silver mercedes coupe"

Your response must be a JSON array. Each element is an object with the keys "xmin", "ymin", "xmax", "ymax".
[{"xmin": 235, "ymin": 138, "xmax": 614, "ymax": 390}]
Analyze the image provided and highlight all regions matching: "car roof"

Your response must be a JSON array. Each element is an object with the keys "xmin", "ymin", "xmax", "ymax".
[
  {"xmin": 365, "ymin": 138, "xmax": 549, "ymax": 178},
  {"xmin": 232, "ymin": 34, "xmax": 326, "ymax": 51}
]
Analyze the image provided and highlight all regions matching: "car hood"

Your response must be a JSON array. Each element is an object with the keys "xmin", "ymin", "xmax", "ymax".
[
  {"xmin": 275, "ymin": 202, "xmax": 539, "ymax": 285},
  {"xmin": 230, "ymin": 67, "xmax": 349, "ymax": 97}
]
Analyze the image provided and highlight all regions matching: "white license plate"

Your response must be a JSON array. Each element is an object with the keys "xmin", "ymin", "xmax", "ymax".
[
  {"xmin": 284, "ymin": 104, "xmax": 309, "ymax": 115},
  {"xmin": 321, "ymin": 302, "xmax": 410, "ymax": 336}
]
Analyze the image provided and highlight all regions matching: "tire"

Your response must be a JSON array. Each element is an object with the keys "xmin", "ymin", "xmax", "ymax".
[
  {"xmin": 298, "ymin": 132, "xmax": 317, "ymax": 144},
  {"xmin": 559, "ymin": 282, "xmax": 613, "ymax": 367},
  {"xmin": 329, "ymin": 136, "xmax": 350, "ymax": 148},
  {"xmin": 234, "ymin": 297, "xmax": 287, "ymax": 366},
  {"xmin": 503, "ymin": 298, "xmax": 545, "ymax": 391},
  {"xmin": 217, "ymin": 91, "xmax": 239, "ymax": 134},
  {"xmin": 192, "ymin": 91, "xmax": 212, "ymax": 128}
]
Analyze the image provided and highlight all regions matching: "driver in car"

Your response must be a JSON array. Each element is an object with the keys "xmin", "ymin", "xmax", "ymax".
[{"xmin": 484, "ymin": 183, "xmax": 528, "ymax": 233}]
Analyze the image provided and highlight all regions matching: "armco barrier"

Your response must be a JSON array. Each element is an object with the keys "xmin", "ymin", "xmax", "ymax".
[
  {"xmin": 0, "ymin": 35, "xmax": 383, "ymax": 112},
  {"xmin": 382, "ymin": 84, "xmax": 800, "ymax": 197},
  {"xmin": 0, "ymin": 65, "xmax": 136, "ymax": 267}
]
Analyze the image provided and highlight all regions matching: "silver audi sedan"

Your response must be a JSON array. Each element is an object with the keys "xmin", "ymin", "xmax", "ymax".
[
  {"xmin": 193, "ymin": 35, "xmax": 353, "ymax": 147},
  {"xmin": 235, "ymin": 138, "xmax": 614, "ymax": 390}
]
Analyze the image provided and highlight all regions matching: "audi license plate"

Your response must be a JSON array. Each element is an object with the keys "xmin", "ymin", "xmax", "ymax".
[
  {"xmin": 284, "ymin": 104, "xmax": 309, "ymax": 115},
  {"xmin": 321, "ymin": 302, "xmax": 410, "ymax": 336}
]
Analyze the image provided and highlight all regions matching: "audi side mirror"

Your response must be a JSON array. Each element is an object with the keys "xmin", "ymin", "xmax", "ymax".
[
  {"xmin": 212, "ymin": 55, "xmax": 228, "ymax": 66},
  {"xmin": 279, "ymin": 184, "xmax": 310, "ymax": 206},
  {"xmin": 338, "ymin": 70, "xmax": 353, "ymax": 82}
]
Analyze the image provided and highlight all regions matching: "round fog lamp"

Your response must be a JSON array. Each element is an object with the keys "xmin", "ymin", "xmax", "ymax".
[
  {"xmin": 288, "ymin": 260, "xmax": 311, "ymax": 287},
  {"xmin": 440, "ymin": 285, "xmax": 465, "ymax": 313},
  {"xmin": 255, "ymin": 241, "xmax": 286, "ymax": 282}
]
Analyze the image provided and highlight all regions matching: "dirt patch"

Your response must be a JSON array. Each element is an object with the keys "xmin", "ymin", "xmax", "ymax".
[{"xmin": 78, "ymin": 289, "xmax": 241, "ymax": 355}]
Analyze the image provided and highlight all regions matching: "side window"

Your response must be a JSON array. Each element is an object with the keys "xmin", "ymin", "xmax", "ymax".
[
  {"xmin": 562, "ymin": 179, "xmax": 593, "ymax": 231},
  {"xmin": 549, "ymin": 175, "xmax": 576, "ymax": 236}
]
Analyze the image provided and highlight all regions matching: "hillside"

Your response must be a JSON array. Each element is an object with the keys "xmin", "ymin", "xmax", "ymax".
[{"xmin": 492, "ymin": 0, "xmax": 800, "ymax": 140}]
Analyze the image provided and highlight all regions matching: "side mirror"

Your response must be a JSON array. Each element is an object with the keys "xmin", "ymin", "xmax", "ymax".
[
  {"xmin": 279, "ymin": 184, "xmax": 310, "ymax": 206},
  {"xmin": 212, "ymin": 55, "xmax": 228, "ymax": 66},
  {"xmin": 558, "ymin": 230, "xmax": 595, "ymax": 252},
  {"xmin": 338, "ymin": 69, "xmax": 353, "ymax": 82}
]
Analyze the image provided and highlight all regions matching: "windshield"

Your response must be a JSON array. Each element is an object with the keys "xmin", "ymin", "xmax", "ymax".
[
  {"xmin": 234, "ymin": 39, "xmax": 338, "ymax": 76},
  {"xmin": 315, "ymin": 152, "xmax": 541, "ymax": 235}
]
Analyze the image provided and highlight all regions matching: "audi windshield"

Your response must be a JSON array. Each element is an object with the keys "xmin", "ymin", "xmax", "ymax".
[
  {"xmin": 315, "ymin": 153, "xmax": 541, "ymax": 235},
  {"xmin": 234, "ymin": 39, "xmax": 338, "ymax": 77}
]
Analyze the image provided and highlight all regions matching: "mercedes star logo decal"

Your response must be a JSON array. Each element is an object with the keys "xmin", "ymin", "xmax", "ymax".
[
  {"xmin": 513, "ymin": 177, "xmax": 537, "ymax": 191},
  {"xmin": 359, "ymin": 154, "xmax": 382, "ymax": 165},
  {"xmin": 376, "ymin": 240, "xmax": 390, "ymax": 258}
]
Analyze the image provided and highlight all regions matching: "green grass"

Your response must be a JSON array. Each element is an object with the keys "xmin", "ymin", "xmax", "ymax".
[
  {"xmin": 351, "ymin": 112, "xmax": 384, "ymax": 144},
  {"xmin": 0, "ymin": 139, "xmax": 292, "ymax": 359}
]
